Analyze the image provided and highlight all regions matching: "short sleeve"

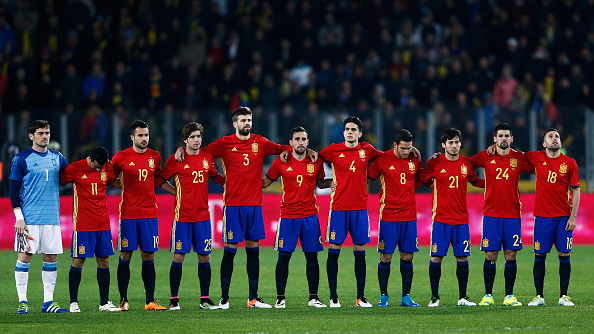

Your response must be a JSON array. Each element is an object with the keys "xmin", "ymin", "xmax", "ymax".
[
  {"xmin": 158, "ymin": 155, "xmax": 178, "ymax": 181},
  {"xmin": 60, "ymin": 164, "xmax": 75, "ymax": 185},
  {"xmin": 58, "ymin": 152, "xmax": 69, "ymax": 173},
  {"xmin": 266, "ymin": 158, "xmax": 282, "ymax": 181},
  {"xmin": 9, "ymin": 155, "xmax": 27, "ymax": 182},
  {"xmin": 569, "ymin": 159, "xmax": 580, "ymax": 187},
  {"xmin": 367, "ymin": 156, "xmax": 381, "ymax": 180},
  {"xmin": 417, "ymin": 157, "xmax": 435, "ymax": 184},
  {"xmin": 470, "ymin": 151, "xmax": 485, "ymax": 168}
]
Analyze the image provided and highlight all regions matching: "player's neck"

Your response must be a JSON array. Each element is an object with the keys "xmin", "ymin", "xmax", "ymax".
[
  {"xmin": 31, "ymin": 144, "xmax": 47, "ymax": 153},
  {"xmin": 496, "ymin": 147, "xmax": 511, "ymax": 156},
  {"xmin": 186, "ymin": 147, "xmax": 199, "ymax": 156},
  {"xmin": 292, "ymin": 151, "xmax": 306, "ymax": 161},
  {"xmin": 133, "ymin": 146, "xmax": 147, "ymax": 154},
  {"xmin": 344, "ymin": 141, "xmax": 358, "ymax": 149},
  {"xmin": 236, "ymin": 132, "xmax": 251, "ymax": 141},
  {"xmin": 445, "ymin": 152, "xmax": 459, "ymax": 161},
  {"xmin": 546, "ymin": 149, "xmax": 561, "ymax": 158}
]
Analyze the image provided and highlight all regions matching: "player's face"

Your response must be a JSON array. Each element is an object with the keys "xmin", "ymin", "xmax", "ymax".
[
  {"xmin": 131, "ymin": 127, "xmax": 149, "ymax": 149},
  {"xmin": 494, "ymin": 130, "xmax": 513, "ymax": 150},
  {"xmin": 290, "ymin": 131, "xmax": 308, "ymax": 155},
  {"xmin": 543, "ymin": 130, "xmax": 561, "ymax": 151},
  {"xmin": 442, "ymin": 136, "xmax": 461, "ymax": 156},
  {"xmin": 29, "ymin": 127, "xmax": 50, "ymax": 149},
  {"xmin": 87, "ymin": 157, "xmax": 105, "ymax": 172},
  {"xmin": 234, "ymin": 115, "xmax": 252, "ymax": 136},
  {"xmin": 394, "ymin": 141, "xmax": 413, "ymax": 159},
  {"xmin": 343, "ymin": 122, "xmax": 362, "ymax": 144},
  {"xmin": 184, "ymin": 130, "xmax": 202, "ymax": 152}
]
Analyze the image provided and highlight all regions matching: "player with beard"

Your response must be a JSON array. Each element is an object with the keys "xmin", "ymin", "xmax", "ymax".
[
  {"xmin": 525, "ymin": 129, "xmax": 580, "ymax": 307},
  {"xmin": 263, "ymin": 127, "xmax": 333, "ymax": 308},
  {"xmin": 470, "ymin": 123, "xmax": 534, "ymax": 307},
  {"xmin": 175, "ymin": 107, "xmax": 316, "ymax": 309},
  {"xmin": 112, "ymin": 120, "xmax": 175, "ymax": 311},
  {"xmin": 418, "ymin": 128, "xmax": 484, "ymax": 307}
]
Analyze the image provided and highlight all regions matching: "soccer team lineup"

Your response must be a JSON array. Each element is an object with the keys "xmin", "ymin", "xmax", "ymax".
[{"xmin": 9, "ymin": 106, "xmax": 580, "ymax": 313}]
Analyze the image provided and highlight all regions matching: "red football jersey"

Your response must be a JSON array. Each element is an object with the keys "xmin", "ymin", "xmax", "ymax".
[
  {"xmin": 368, "ymin": 151, "xmax": 421, "ymax": 222},
  {"xmin": 266, "ymin": 155, "xmax": 325, "ymax": 219},
  {"xmin": 417, "ymin": 155, "xmax": 479, "ymax": 225},
  {"xmin": 471, "ymin": 149, "xmax": 534, "ymax": 218},
  {"xmin": 159, "ymin": 151, "xmax": 218, "ymax": 222},
  {"xmin": 112, "ymin": 147, "xmax": 162, "ymax": 219},
  {"xmin": 319, "ymin": 141, "xmax": 379, "ymax": 211},
  {"xmin": 526, "ymin": 151, "xmax": 580, "ymax": 218},
  {"xmin": 60, "ymin": 159, "xmax": 117, "ymax": 232},
  {"xmin": 203, "ymin": 134, "xmax": 288, "ymax": 206}
]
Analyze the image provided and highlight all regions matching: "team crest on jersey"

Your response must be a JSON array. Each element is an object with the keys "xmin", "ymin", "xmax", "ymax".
[
  {"xmin": 203, "ymin": 159, "xmax": 209, "ymax": 170},
  {"xmin": 559, "ymin": 163, "xmax": 567, "ymax": 174},
  {"xmin": 100, "ymin": 172, "xmax": 107, "ymax": 181},
  {"xmin": 307, "ymin": 164, "xmax": 315, "ymax": 173},
  {"xmin": 378, "ymin": 241, "xmax": 385, "ymax": 250},
  {"xmin": 79, "ymin": 245, "xmax": 85, "ymax": 254},
  {"xmin": 482, "ymin": 238, "xmax": 489, "ymax": 248},
  {"xmin": 279, "ymin": 239, "xmax": 284, "ymax": 248},
  {"xmin": 330, "ymin": 231, "xmax": 336, "ymax": 240},
  {"xmin": 432, "ymin": 244, "xmax": 437, "ymax": 253},
  {"xmin": 52, "ymin": 159, "xmax": 57, "ymax": 166},
  {"xmin": 176, "ymin": 241, "xmax": 182, "ymax": 250},
  {"xmin": 148, "ymin": 158, "xmax": 155, "ymax": 169},
  {"xmin": 534, "ymin": 240, "xmax": 540, "ymax": 250},
  {"xmin": 461, "ymin": 164, "xmax": 468, "ymax": 175},
  {"xmin": 510, "ymin": 158, "xmax": 517, "ymax": 168},
  {"xmin": 358, "ymin": 149, "xmax": 366, "ymax": 159},
  {"xmin": 408, "ymin": 161, "xmax": 415, "ymax": 172},
  {"xmin": 122, "ymin": 238, "xmax": 128, "ymax": 248},
  {"xmin": 228, "ymin": 230, "xmax": 233, "ymax": 240},
  {"xmin": 252, "ymin": 143, "xmax": 258, "ymax": 153}
]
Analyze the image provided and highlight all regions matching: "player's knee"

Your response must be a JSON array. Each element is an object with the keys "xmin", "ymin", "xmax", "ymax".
[
  {"xmin": 172, "ymin": 253, "xmax": 185, "ymax": 263},
  {"xmin": 430, "ymin": 256, "xmax": 443, "ymax": 264},
  {"xmin": 42, "ymin": 254, "xmax": 57, "ymax": 262},
  {"xmin": 455, "ymin": 256, "xmax": 468, "ymax": 262},
  {"xmin": 353, "ymin": 244, "xmax": 366, "ymax": 252},
  {"xmin": 380, "ymin": 253, "xmax": 393, "ymax": 262},
  {"xmin": 245, "ymin": 240, "xmax": 259, "ymax": 248},
  {"xmin": 399, "ymin": 252, "xmax": 413, "ymax": 262},
  {"xmin": 224, "ymin": 242, "xmax": 239, "ymax": 249},
  {"xmin": 485, "ymin": 251, "xmax": 499, "ymax": 261},
  {"xmin": 71, "ymin": 257, "xmax": 85, "ymax": 268},
  {"xmin": 197, "ymin": 254, "xmax": 210, "ymax": 263},
  {"xmin": 140, "ymin": 251, "xmax": 154, "ymax": 261},
  {"xmin": 96, "ymin": 257, "xmax": 109, "ymax": 268},
  {"xmin": 503, "ymin": 250, "xmax": 516, "ymax": 261},
  {"xmin": 558, "ymin": 251, "xmax": 570, "ymax": 257},
  {"xmin": 119, "ymin": 251, "xmax": 133, "ymax": 262}
]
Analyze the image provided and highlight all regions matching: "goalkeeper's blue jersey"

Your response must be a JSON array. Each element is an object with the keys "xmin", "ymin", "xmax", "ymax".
[{"xmin": 9, "ymin": 148, "xmax": 68, "ymax": 225}]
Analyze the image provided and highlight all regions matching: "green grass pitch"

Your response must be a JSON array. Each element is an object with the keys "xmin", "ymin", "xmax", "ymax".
[{"xmin": 0, "ymin": 247, "xmax": 592, "ymax": 333}]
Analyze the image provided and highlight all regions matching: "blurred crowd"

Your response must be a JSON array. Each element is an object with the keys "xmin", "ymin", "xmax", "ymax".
[{"xmin": 0, "ymin": 0, "xmax": 589, "ymax": 164}]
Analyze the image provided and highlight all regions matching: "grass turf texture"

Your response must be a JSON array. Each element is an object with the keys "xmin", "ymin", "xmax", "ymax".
[{"xmin": 0, "ymin": 247, "xmax": 592, "ymax": 333}]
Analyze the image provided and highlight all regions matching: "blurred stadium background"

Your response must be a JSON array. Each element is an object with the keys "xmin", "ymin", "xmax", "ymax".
[{"xmin": 0, "ymin": 0, "xmax": 593, "ymax": 193}]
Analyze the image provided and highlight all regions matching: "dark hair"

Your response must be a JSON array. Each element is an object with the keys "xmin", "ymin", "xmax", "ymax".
[
  {"xmin": 494, "ymin": 123, "xmax": 512, "ymax": 136},
  {"xmin": 441, "ymin": 127, "xmax": 462, "ymax": 144},
  {"xmin": 290, "ymin": 126, "xmax": 308, "ymax": 140},
  {"xmin": 394, "ymin": 129, "xmax": 413, "ymax": 144},
  {"xmin": 29, "ymin": 120, "xmax": 50, "ymax": 134},
  {"xmin": 90, "ymin": 146, "xmax": 109, "ymax": 165},
  {"xmin": 543, "ymin": 128, "xmax": 558, "ymax": 141},
  {"xmin": 232, "ymin": 106, "xmax": 252, "ymax": 122},
  {"xmin": 343, "ymin": 116, "xmax": 363, "ymax": 132},
  {"xmin": 181, "ymin": 122, "xmax": 204, "ymax": 141},
  {"xmin": 130, "ymin": 119, "xmax": 149, "ymax": 135}
]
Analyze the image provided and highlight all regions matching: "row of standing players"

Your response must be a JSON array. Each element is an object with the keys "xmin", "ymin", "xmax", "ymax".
[{"xmin": 9, "ymin": 107, "xmax": 580, "ymax": 313}]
